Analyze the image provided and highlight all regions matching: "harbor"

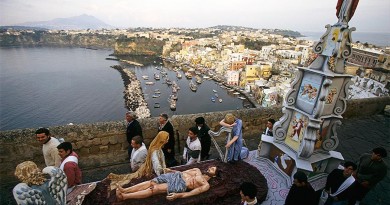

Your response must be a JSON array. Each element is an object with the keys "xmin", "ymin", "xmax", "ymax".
[{"xmin": 120, "ymin": 62, "xmax": 255, "ymax": 117}]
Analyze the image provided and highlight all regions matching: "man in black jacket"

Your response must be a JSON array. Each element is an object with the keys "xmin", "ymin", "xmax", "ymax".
[
  {"xmin": 126, "ymin": 111, "xmax": 143, "ymax": 159},
  {"xmin": 285, "ymin": 171, "xmax": 316, "ymax": 205},
  {"xmin": 158, "ymin": 113, "xmax": 176, "ymax": 167},
  {"xmin": 195, "ymin": 117, "xmax": 211, "ymax": 160}
]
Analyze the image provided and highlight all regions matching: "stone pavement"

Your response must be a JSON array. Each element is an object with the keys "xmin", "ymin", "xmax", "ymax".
[{"xmin": 1, "ymin": 114, "xmax": 389, "ymax": 205}]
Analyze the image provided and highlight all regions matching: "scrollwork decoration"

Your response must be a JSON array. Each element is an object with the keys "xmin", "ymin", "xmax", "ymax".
[
  {"xmin": 314, "ymin": 24, "xmax": 332, "ymax": 54},
  {"xmin": 321, "ymin": 120, "xmax": 341, "ymax": 151}
]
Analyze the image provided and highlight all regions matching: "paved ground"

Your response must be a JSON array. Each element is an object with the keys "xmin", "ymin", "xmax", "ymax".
[{"xmin": 1, "ymin": 114, "xmax": 389, "ymax": 205}]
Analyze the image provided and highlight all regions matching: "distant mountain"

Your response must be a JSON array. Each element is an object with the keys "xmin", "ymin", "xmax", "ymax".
[{"xmin": 14, "ymin": 14, "xmax": 113, "ymax": 30}]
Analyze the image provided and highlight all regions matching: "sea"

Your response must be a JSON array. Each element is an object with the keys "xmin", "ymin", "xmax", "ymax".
[
  {"xmin": 299, "ymin": 31, "xmax": 390, "ymax": 47},
  {"xmin": 0, "ymin": 47, "xmax": 251, "ymax": 131}
]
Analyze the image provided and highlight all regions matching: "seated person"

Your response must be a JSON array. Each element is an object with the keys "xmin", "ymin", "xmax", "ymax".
[
  {"xmin": 116, "ymin": 166, "xmax": 219, "ymax": 201},
  {"xmin": 130, "ymin": 135, "xmax": 148, "ymax": 172},
  {"xmin": 183, "ymin": 127, "xmax": 201, "ymax": 165},
  {"xmin": 108, "ymin": 131, "xmax": 169, "ymax": 189}
]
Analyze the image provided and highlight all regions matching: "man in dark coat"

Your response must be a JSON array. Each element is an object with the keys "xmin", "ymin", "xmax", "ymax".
[
  {"xmin": 195, "ymin": 117, "xmax": 211, "ymax": 160},
  {"xmin": 126, "ymin": 111, "xmax": 143, "ymax": 159},
  {"xmin": 285, "ymin": 171, "xmax": 316, "ymax": 205},
  {"xmin": 158, "ymin": 113, "xmax": 176, "ymax": 167}
]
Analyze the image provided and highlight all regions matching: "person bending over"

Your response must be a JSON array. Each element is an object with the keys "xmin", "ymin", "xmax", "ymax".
[{"xmin": 116, "ymin": 166, "xmax": 219, "ymax": 201}]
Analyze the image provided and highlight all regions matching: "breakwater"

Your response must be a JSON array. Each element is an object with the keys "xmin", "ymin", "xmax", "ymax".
[{"xmin": 110, "ymin": 65, "xmax": 151, "ymax": 118}]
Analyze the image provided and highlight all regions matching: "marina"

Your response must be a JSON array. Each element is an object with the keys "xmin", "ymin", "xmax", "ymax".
[{"xmin": 126, "ymin": 62, "xmax": 254, "ymax": 117}]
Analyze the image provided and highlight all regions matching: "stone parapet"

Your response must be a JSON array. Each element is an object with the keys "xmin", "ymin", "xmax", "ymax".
[{"xmin": 0, "ymin": 97, "xmax": 388, "ymax": 185}]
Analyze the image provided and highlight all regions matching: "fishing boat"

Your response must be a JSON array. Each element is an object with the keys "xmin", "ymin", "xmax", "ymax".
[
  {"xmin": 211, "ymin": 97, "xmax": 216, "ymax": 102},
  {"xmin": 195, "ymin": 75, "xmax": 202, "ymax": 84},
  {"xmin": 189, "ymin": 81, "xmax": 197, "ymax": 92},
  {"xmin": 185, "ymin": 72, "xmax": 192, "ymax": 79},
  {"xmin": 203, "ymin": 76, "xmax": 210, "ymax": 79},
  {"xmin": 213, "ymin": 89, "xmax": 217, "ymax": 93},
  {"xmin": 152, "ymin": 94, "xmax": 160, "ymax": 98},
  {"xmin": 154, "ymin": 73, "xmax": 160, "ymax": 80},
  {"xmin": 154, "ymin": 102, "xmax": 160, "ymax": 108},
  {"xmin": 165, "ymin": 78, "xmax": 173, "ymax": 85},
  {"xmin": 142, "ymin": 75, "xmax": 149, "ymax": 80},
  {"xmin": 238, "ymin": 96, "xmax": 246, "ymax": 100},
  {"xmin": 219, "ymin": 98, "xmax": 223, "ymax": 103},
  {"xmin": 154, "ymin": 89, "xmax": 161, "ymax": 94},
  {"xmin": 176, "ymin": 72, "xmax": 182, "ymax": 79},
  {"xmin": 169, "ymin": 98, "xmax": 176, "ymax": 111},
  {"xmin": 145, "ymin": 81, "xmax": 155, "ymax": 85}
]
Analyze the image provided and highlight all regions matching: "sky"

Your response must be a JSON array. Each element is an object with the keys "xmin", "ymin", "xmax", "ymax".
[{"xmin": 0, "ymin": 0, "xmax": 389, "ymax": 33}]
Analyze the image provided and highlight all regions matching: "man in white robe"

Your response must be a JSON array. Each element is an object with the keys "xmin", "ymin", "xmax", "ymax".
[{"xmin": 183, "ymin": 127, "xmax": 201, "ymax": 165}]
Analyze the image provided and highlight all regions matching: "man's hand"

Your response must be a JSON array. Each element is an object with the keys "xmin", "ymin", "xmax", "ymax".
[
  {"xmin": 166, "ymin": 193, "xmax": 182, "ymax": 201},
  {"xmin": 163, "ymin": 168, "xmax": 173, "ymax": 174}
]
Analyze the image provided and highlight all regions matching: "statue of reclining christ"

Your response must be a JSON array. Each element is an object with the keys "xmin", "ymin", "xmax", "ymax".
[{"xmin": 116, "ymin": 166, "xmax": 219, "ymax": 201}]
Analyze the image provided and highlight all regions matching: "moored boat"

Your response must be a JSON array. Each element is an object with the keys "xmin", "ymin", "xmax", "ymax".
[{"xmin": 189, "ymin": 81, "xmax": 197, "ymax": 92}]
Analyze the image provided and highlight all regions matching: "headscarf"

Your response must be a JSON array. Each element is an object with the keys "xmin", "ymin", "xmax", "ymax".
[
  {"xmin": 107, "ymin": 131, "xmax": 169, "ymax": 190},
  {"xmin": 15, "ymin": 161, "xmax": 46, "ymax": 186}
]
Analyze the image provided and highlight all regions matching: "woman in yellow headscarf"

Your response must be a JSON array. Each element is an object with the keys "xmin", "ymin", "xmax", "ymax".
[{"xmin": 108, "ymin": 131, "xmax": 169, "ymax": 190}]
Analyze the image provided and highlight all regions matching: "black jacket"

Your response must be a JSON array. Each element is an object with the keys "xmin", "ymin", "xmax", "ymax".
[{"xmin": 126, "ymin": 120, "xmax": 143, "ymax": 143}]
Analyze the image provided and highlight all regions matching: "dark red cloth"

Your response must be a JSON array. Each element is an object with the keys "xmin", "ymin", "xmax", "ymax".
[
  {"xmin": 82, "ymin": 160, "xmax": 268, "ymax": 205},
  {"xmin": 336, "ymin": 0, "xmax": 360, "ymax": 20}
]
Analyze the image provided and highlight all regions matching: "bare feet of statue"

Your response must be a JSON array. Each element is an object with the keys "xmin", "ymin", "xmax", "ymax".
[
  {"xmin": 116, "ymin": 189, "xmax": 124, "ymax": 201},
  {"xmin": 116, "ymin": 183, "xmax": 125, "ymax": 193}
]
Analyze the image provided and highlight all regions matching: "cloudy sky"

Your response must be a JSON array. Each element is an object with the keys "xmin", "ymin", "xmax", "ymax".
[{"xmin": 1, "ymin": 0, "xmax": 389, "ymax": 32}]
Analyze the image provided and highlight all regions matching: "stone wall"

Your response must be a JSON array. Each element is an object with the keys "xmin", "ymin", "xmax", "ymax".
[{"xmin": 1, "ymin": 97, "xmax": 388, "ymax": 186}]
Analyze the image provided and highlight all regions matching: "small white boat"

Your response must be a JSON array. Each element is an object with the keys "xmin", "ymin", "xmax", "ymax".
[
  {"xmin": 233, "ymin": 92, "xmax": 240, "ymax": 95},
  {"xmin": 211, "ymin": 97, "xmax": 216, "ymax": 102},
  {"xmin": 203, "ymin": 76, "xmax": 210, "ymax": 79},
  {"xmin": 145, "ymin": 82, "xmax": 155, "ymax": 85},
  {"xmin": 142, "ymin": 75, "xmax": 149, "ymax": 80},
  {"xmin": 152, "ymin": 94, "xmax": 160, "ymax": 98},
  {"xmin": 154, "ymin": 103, "xmax": 160, "ymax": 108},
  {"xmin": 238, "ymin": 96, "xmax": 246, "ymax": 100},
  {"xmin": 219, "ymin": 99, "xmax": 223, "ymax": 103},
  {"xmin": 213, "ymin": 89, "xmax": 217, "ymax": 93}
]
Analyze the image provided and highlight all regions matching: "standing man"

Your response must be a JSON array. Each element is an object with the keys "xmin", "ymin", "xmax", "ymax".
[
  {"xmin": 285, "ymin": 171, "xmax": 316, "ymax": 205},
  {"xmin": 195, "ymin": 117, "xmax": 211, "ymax": 160},
  {"xmin": 324, "ymin": 161, "xmax": 357, "ymax": 205},
  {"xmin": 351, "ymin": 147, "xmax": 387, "ymax": 205},
  {"xmin": 239, "ymin": 182, "xmax": 260, "ymax": 205},
  {"xmin": 126, "ymin": 111, "xmax": 143, "ymax": 160},
  {"xmin": 263, "ymin": 119, "xmax": 275, "ymax": 136},
  {"xmin": 130, "ymin": 135, "xmax": 147, "ymax": 172},
  {"xmin": 158, "ymin": 113, "xmax": 176, "ymax": 167},
  {"xmin": 57, "ymin": 142, "xmax": 82, "ymax": 194},
  {"xmin": 35, "ymin": 127, "xmax": 61, "ymax": 167},
  {"xmin": 183, "ymin": 127, "xmax": 201, "ymax": 165}
]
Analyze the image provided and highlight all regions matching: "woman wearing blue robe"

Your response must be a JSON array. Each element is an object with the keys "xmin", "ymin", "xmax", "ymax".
[{"xmin": 219, "ymin": 113, "xmax": 243, "ymax": 162}]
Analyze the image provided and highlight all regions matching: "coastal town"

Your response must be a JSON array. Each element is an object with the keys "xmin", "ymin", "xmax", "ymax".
[{"xmin": 2, "ymin": 26, "xmax": 389, "ymax": 119}]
